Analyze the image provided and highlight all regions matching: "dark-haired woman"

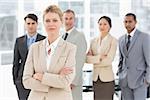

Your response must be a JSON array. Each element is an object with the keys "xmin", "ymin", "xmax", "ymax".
[{"xmin": 86, "ymin": 16, "xmax": 117, "ymax": 100}]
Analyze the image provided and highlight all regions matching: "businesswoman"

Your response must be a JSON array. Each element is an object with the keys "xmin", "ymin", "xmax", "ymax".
[
  {"xmin": 86, "ymin": 16, "xmax": 117, "ymax": 100},
  {"xmin": 23, "ymin": 5, "xmax": 76, "ymax": 100}
]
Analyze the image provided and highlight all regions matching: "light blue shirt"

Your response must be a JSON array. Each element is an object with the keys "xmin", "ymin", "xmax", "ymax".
[{"xmin": 27, "ymin": 33, "xmax": 37, "ymax": 48}]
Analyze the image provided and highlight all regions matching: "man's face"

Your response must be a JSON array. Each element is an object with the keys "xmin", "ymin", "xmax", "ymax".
[
  {"xmin": 124, "ymin": 16, "xmax": 137, "ymax": 33},
  {"xmin": 25, "ymin": 18, "xmax": 38, "ymax": 36},
  {"xmin": 63, "ymin": 12, "xmax": 75, "ymax": 31}
]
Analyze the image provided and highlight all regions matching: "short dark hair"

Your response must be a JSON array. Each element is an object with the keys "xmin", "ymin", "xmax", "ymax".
[
  {"xmin": 125, "ymin": 13, "xmax": 136, "ymax": 21},
  {"xmin": 63, "ymin": 9, "xmax": 75, "ymax": 16},
  {"xmin": 98, "ymin": 16, "xmax": 112, "ymax": 28},
  {"xmin": 24, "ymin": 13, "xmax": 38, "ymax": 22}
]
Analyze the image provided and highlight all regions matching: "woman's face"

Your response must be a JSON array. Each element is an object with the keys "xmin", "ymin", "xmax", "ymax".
[
  {"xmin": 98, "ymin": 18, "xmax": 110, "ymax": 34},
  {"xmin": 43, "ymin": 12, "xmax": 62, "ymax": 36}
]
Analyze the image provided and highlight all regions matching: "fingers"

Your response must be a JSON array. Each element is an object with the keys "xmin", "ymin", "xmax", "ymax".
[
  {"xmin": 33, "ymin": 73, "xmax": 43, "ymax": 81},
  {"xmin": 60, "ymin": 67, "xmax": 73, "ymax": 76},
  {"xmin": 33, "ymin": 73, "xmax": 38, "ymax": 79}
]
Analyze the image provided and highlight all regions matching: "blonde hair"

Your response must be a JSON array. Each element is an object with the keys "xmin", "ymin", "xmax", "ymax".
[{"xmin": 43, "ymin": 5, "xmax": 63, "ymax": 21}]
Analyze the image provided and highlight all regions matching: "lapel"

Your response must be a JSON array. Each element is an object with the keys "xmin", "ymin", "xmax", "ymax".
[
  {"xmin": 93, "ymin": 34, "xmax": 112, "ymax": 55},
  {"xmin": 90, "ymin": 37, "xmax": 99, "ymax": 55},
  {"xmin": 23, "ymin": 34, "xmax": 40, "ymax": 55},
  {"xmin": 39, "ymin": 39, "xmax": 47, "ymax": 72},
  {"xmin": 35, "ymin": 34, "xmax": 39, "ymax": 42},
  {"xmin": 35, "ymin": 33, "xmax": 43, "ymax": 42},
  {"xmin": 66, "ymin": 28, "xmax": 76, "ymax": 42},
  {"xmin": 99, "ymin": 34, "xmax": 112, "ymax": 54},
  {"xmin": 120, "ymin": 35, "xmax": 128, "ymax": 56},
  {"xmin": 48, "ymin": 38, "xmax": 65, "ymax": 72},
  {"xmin": 127, "ymin": 30, "xmax": 139, "ymax": 53},
  {"xmin": 22, "ymin": 35, "xmax": 28, "ymax": 54}
]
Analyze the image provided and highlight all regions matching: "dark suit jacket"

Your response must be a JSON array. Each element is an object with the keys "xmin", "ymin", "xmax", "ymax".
[{"xmin": 12, "ymin": 33, "xmax": 46, "ymax": 84}]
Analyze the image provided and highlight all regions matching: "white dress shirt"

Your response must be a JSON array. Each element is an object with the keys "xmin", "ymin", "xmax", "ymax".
[{"xmin": 45, "ymin": 36, "xmax": 61, "ymax": 70}]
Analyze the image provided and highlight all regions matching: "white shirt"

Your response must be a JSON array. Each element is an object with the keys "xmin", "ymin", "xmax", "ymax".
[
  {"xmin": 126, "ymin": 28, "xmax": 136, "ymax": 42},
  {"xmin": 66, "ymin": 27, "xmax": 75, "ymax": 35},
  {"xmin": 45, "ymin": 36, "xmax": 61, "ymax": 70}
]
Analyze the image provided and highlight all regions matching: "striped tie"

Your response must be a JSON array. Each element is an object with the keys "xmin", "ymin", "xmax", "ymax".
[{"xmin": 126, "ymin": 35, "xmax": 131, "ymax": 50}]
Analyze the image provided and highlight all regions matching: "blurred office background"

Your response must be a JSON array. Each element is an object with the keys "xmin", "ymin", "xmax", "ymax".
[{"xmin": 0, "ymin": 0, "xmax": 150, "ymax": 100}]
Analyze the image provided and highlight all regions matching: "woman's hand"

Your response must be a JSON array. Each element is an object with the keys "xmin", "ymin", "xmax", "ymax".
[
  {"xmin": 59, "ymin": 67, "xmax": 73, "ymax": 76},
  {"xmin": 33, "ymin": 73, "xmax": 43, "ymax": 81},
  {"xmin": 100, "ymin": 54, "xmax": 107, "ymax": 61}
]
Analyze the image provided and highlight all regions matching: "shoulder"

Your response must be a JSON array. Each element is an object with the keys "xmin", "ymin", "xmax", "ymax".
[
  {"xmin": 63, "ymin": 40, "xmax": 77, "ymax": 50},
  {"xmin": 139, "ymin": 31, "xmax": 149, "ymax": 37},
  {"xmin": 140, "ymin": 32, "xmax": 150, "ymax": 43},
  {"xmin": 66, "ymin": 41, "xmax": 76, "ymax": 48},
  {"xmin": 135, "ymin": 30, "xmax": 150, "ymax": 41},
  {"xmin": 37, "ymin": 33, "xmax": 46, "ymax": 39},
  {"xmin": 118, "ymin": 35, "xmax": 125, "ymax": 42},
  {"xmin": 17, "ymin": 35, "xmax": 25, "ymax": 40},
  {"xmin": 31, "ymin": 39, "xmax": 45, "ymax": 48},
  {"xmin": 109, "ymin": 34, "xmax": 118, "ymax": 42},
  {"xmin": 91, "ymin": 37, "xmax": 98, "ymax": 43},
  {"xmin": 73, "ymin": 28, "xmax": 85, "ymax": 37},
  {"xmin": 15, "ymin": 35, "xmax": 26, "ymax": 42}
]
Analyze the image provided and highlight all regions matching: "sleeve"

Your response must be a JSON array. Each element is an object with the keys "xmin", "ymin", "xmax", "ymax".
[
  {"xmin": 23, "ymin": 45, "xmax": 49, "ymax": 92},
  {"xmin": 143, "ymin": 34, "xmax": 150, "ymax": 83},
  {"xmin": 71, "ymin": 33, "xmax": 87, "ymax": 85},
  {"xmin": 86, "ymin": 38, "xmax": 100, "ymax": 64},
  {"xmin": 12, "ymin": 39, "xmax": 20, "ymax": 84},
  {"xmin": 41, "ymin": 45, "xmax": 77, "ymax": 88},
  {"xmin": 97, "ymin": 38, "xmax": 117, "ymax": 66},
  {"xmin": 117, "ymin": 41, "xmax": 123, "ymax": 75},
  {"xmin": 86, "ymin": 38, "xmax": 117, "ymax": 67}
]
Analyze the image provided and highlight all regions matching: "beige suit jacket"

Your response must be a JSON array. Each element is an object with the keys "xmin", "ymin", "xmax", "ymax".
[
  {"xmin": 86, "ymin": 34, "xmax": 117, "ymax": 82},
  {"xmin": 23, "ymin": 38, "xmax": 76, "ymax": 100}
]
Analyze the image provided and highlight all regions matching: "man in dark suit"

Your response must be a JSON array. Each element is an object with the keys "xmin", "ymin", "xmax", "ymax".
[{"xmin": 12, "ymin": 13, "xmax": 45, "ymax": 100}]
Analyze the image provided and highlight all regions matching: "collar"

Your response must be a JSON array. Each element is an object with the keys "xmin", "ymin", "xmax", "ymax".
[
  {"xmin": 26, "ymin": 33, "xmax": 37, "ymax": 39},
  {"xmin": 99, "ymin": 33, "xmax": 110, "ymax": 41},
  {"xmin": 45, "ymin": 36, "xmax": 61, "ymax": 53},
  {"xmin": 66, "ymin": 27, "xmax": 75, "ymax": 35},
  {"xmin": 127, "ymin": 28, "xmax": 136, "ymax": 37}
]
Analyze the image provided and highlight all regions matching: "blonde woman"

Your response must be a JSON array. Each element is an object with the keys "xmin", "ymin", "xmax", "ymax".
[
  {"xmin": 23, "ymin": 5, "xmax": 76, "ymax": 100},
  {"xmin": 86, "ymin": 16, "xmax": 117, "ymax": 100}
]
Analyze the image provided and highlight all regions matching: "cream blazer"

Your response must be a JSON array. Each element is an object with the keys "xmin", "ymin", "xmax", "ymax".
[
  {"xmin": 23, "ymin": 38, "xmax": 76, "ymax": 100},
  {"xmin": 86, "ymin": 34, "xmax": 117, "ymax": 82}
]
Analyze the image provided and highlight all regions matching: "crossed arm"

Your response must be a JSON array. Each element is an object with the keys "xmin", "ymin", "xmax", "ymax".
[{"xmin": 33, "ymin": 67, "xmax": 73, "ymax": 81}]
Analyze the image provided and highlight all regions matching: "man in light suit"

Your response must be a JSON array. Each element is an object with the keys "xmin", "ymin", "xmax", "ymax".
[
  {"xmin": 12, "ymin": 13, "xmax": 45, "ymax": 100},
  {"xmin": 117, "ymin": 13, "xmax": 150, "ymax": 100},
  {"xmin": 63, "ymin": 9, "xmax": 87, "ymax": 100}
]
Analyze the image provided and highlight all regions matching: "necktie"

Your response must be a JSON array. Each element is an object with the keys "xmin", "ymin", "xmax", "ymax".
[
  {"xmin": 64, "ymin": 33, "xmax": 68, "ymax": 40},
  {"xmin": 28, "ymin": 38, "xmax": 34, "ymax": 48},
  {"xmin": 126, "ymin": 35, "xmax": 131, "ymax": 50}
]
